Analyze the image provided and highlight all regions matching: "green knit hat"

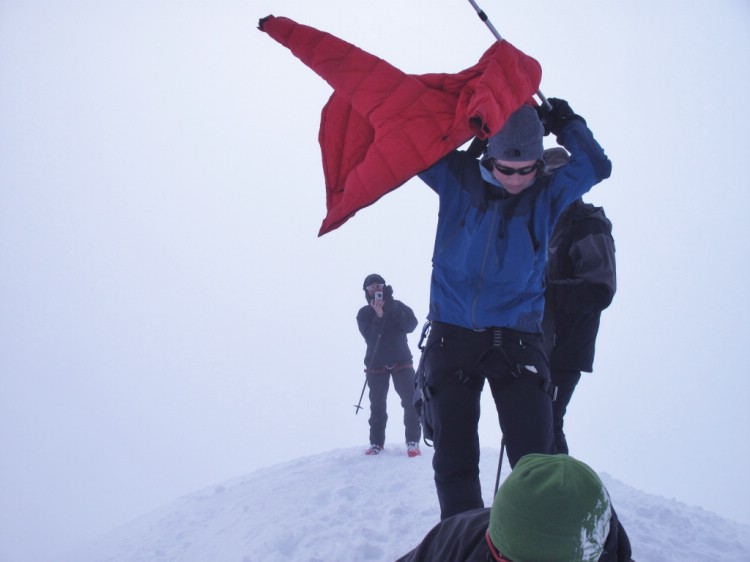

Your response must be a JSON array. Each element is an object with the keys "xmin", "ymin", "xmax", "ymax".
[{"xmin": 488, "ymin": 454, "xmax": 612, "ymax": 562}]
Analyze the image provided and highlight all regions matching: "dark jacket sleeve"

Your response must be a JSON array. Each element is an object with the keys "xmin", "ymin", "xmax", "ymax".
[
  {"xmin": 357, "ymin": 305, "xmax": 382, "ymax": 342},
  {"xmin": 396, "ymin": 508, "xmax": 491, "ymax": 562},
  {"xmin": 551, "ymin": 228, "xmax": 616, "ymax": 314},
  {"xmin": 387, "ymin": 298, "xmax": 419, "ymax": 334},
  {"xmin": 558, "ymin": 119, "xmax": 612, "ymax": 184},
  {"xmin": 356, "ymin": 296, "xmax": 418, "ymax": 367}
]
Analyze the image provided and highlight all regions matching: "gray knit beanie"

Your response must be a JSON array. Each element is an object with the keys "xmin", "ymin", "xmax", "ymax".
[{"xmin": 486, "ymin": 105, "xmax": 544, "ymax": 162}]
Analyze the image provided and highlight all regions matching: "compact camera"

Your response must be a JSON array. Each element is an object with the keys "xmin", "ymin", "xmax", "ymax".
[{"xmin": 374, "ymin": 291, "xmax": 383, "ymax": 301}]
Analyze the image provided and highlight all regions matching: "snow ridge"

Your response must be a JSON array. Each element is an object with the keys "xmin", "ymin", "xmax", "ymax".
[{"xmin": 56, "ymin": 447, "xmax": 750, "ymax": 562}]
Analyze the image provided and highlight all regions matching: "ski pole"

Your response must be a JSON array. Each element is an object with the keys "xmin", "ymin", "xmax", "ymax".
[
  {"xmin": 466, "ymin": 0, "xmax": 552, "ymax": 110},
  {"xmin": 494, "ymin": 435, "xmax": 506, "ymax": 495}
]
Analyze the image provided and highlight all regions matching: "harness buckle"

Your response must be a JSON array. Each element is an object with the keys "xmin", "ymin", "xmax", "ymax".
[{"xmin": 516, "ymin": 363, "xmax": 558, "ymax": 401}]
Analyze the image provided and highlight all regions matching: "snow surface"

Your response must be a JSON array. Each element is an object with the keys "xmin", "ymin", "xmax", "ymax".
[{"xmin": 55, "ymin": 446, "xmax": 750, "ymax": 562}]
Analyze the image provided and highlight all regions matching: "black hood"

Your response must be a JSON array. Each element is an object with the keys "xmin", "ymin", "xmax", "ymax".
[{"xmin": 363, "ymin": 273, "xmax": 386, "ymax": 289}]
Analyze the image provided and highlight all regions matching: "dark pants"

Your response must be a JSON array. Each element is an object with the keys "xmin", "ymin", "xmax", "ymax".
[
  {"xmin": 367, "ymin": 366, "xmax": 421, "ymax": 447},
  {"xmin": 422, "ymin": 322, "xmax": 555, "ymax": 519},
  {"xmin": 550, "ymin": 368, "xmax": 582, "ymax": 454}
]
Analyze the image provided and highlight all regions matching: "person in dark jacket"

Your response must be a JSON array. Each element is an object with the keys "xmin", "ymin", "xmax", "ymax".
[
  {"xmin": 357, "ymin": 273, "xmax": 421, "ymax": 456},
  {"xmin": 415, "ymin": 100, "xmax": 612, "ymax": 519},
  {"xmin": 397, "ymin": 453, "xmax": 634, "ymax": 562},
  {"xmin": 542, "ymin": 149, "xmax": 617, "ymax": 454}
]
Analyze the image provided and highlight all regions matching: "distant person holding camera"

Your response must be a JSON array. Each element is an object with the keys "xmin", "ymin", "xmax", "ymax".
[{"xmin": 357, "ymin": 273, "xmax": 421, "ymax": 457}]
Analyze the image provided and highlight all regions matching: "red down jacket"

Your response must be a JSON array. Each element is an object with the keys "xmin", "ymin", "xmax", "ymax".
[{"xmin": 260, "ymin": 16, "xmax": 542, "ymax": 235}]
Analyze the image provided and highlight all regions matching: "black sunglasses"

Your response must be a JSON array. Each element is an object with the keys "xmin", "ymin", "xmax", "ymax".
[{"xmin": 491, "ymin": 160, "xmax": 540, "ymax": 176}]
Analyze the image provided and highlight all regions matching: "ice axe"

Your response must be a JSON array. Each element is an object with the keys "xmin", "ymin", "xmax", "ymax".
[
  {"xmin": 467, "ymin": 0, "xmax": 552, "ymax": 111},
  {"xmin": 353, "ymin": 378, "xmax": 367, "ymax": 414}
]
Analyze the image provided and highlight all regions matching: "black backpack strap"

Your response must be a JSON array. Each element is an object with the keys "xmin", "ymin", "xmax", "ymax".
[{"xmin": 515, "ymin": 363, "xmax": 557, "ymax": 401}]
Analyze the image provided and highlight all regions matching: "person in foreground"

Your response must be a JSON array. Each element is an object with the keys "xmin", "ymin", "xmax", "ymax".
[
  {"xmin": 397, "ymin": 453, "xmax": 634, "ymax": 562},
  {"xmin": 415, "ymin": 99, "xmax": 612, "ymax": 519},
  {"xmin": 356, "ymin": 273, "xmax": 421, "ymax": 456}
]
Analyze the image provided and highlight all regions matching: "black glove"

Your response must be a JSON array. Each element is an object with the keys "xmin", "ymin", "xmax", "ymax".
[
  {"xmin": 465, "ymin": 137, "xmax": 488, "ymax": 159},
  {"xmin": 536, "ymin": 98, "xmax": 586, "ymax": 137},
  {"xmin": 258, "ymin": 15, "xmax": 273, "ymax": 31}
]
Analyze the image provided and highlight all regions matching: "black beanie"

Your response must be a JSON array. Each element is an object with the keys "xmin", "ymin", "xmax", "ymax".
[{"xmin": 363, "ymin": 273, "xmax": 386, "ymax": 289}]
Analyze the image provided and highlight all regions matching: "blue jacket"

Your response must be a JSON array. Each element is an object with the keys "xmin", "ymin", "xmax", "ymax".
[{"xmin": 418, "ymin": 120, "xmax": 611, "ymax": 333}]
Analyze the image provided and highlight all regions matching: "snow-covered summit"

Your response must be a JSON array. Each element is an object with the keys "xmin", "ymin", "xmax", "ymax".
[{"xmin": 55, "ymin": 446, "xmax": 750, "ymax": 562}]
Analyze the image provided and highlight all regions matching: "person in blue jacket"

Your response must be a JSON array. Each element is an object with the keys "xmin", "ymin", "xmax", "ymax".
[{"xmin": 415, "ymin": 99, "xmax": 612, "ymax": 519}]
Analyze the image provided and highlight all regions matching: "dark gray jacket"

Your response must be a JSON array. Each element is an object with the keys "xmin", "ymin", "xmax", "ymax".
[
  {"xmin": 356, "ymin": 286, "xmax": 418, "ymax": 368},
  {"xmin": 543, "ymin": 198, "xmax": 616, "ymax": 372}
]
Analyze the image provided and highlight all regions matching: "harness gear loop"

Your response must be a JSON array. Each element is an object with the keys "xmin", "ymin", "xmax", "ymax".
[
  {"xmin": 364, "ymin": 361, "xmax": 414, "ymax": 375},
  {"xmin": 418, "ymin": 320, "xmax": 431, "ymax": 351}
]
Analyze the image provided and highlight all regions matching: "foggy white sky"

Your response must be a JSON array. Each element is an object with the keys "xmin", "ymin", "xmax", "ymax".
[{"xmin": 1, "ymin": 1, "xmax": 749, "ymax": 561}]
